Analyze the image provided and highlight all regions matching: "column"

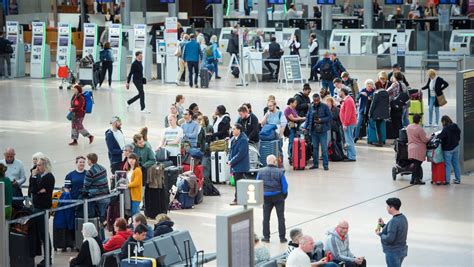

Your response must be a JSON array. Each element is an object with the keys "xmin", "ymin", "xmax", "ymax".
[
  {"xmin": 257, "ymin": 0, "xmax": 267, "ymax": 28},
  {"xmin": 363, "ymin": 0, "xmax": 373, "ymax": 29},
  {"xmin": 169, "ymin": 0, "xmax": 179, "ymax": 18},
  {"xmin": 122, "ymin": 0, "xmax": 131, "ymax": 26},
  {"xmin": 322, "ymin": 5, "xmax": 332, "ymax": 31},
  {"xmin": 213, "ymin": 2, "xmax": 224, "ymax": 29}
]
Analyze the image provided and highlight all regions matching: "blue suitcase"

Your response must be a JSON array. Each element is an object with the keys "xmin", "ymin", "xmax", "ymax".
[
  {"xmin": 120, "ymin": 257, "xmax": 156, "ymax": 267},
  {"xmin": 259, "ymin": 140, "xmax": 281, "ymax": 167},
  {"xmin": 367, "ymin": 118, "xmax": 386, "ymax": 144}
]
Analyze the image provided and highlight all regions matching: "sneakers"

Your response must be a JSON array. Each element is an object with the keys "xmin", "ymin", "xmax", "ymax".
[
  {"xmin": 309, "ymin": 165, "xmax": 318, "ymax": 170},
  {"xmin": 229, "ymin": 200, "xmax": 237, "ymax": 206},
  {"xmin": 280, "ymin": 238, "xmax": 288, "ymax": 243},
  {"xmin": 88, "ymin": 136, "xmax": 94, "ymax": 144},
  {"xmin": 344, "ymin": 159, "xmax": 356, "ymax": 162},
  {"xmin": 261, "ymin": 237, "xmax": 270, "ymax": 243},
  {"xmin": 195, "ymin": 85, "xmax": 199, "ymax": 88},
  {"xmin": 175, "ymin": 81, "xmax": 181, "ymax": 86},
  {"xmin": 140, "ymin": 109, "xmax": 151, "ymax": 114},
  {"xmin": 324, "ymin": 166, "xmax": 329, "ymax": 171},
  {"xmin": 68, "ymin": 140, "xmax": 78, "ymax": 146},
  {"xmin": 216, "ymin": 76, "xmax": 222, "ymax": 79},
  {"xmin": 454, "ymin": 180, "xmax": 461, "ymax": 184}
]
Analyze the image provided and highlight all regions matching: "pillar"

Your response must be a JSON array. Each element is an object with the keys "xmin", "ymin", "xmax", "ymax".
[
  {"xmin": 213, "ymin": 2, "xmax": 224, "ymax": 29},
  {"xmin": 169, "ymin": 0, "xmax": 179, "ymax": 18},
  {"xmin": 322, "ymin": 5, "xmax": 332, "ymax": 31},
  {"xmin": 122, "ymin": 0, "xmax": 131, "ymax": 26},
  {"xmin": 363, "ymin": 0, "xmax": 373, "ymax": 29},
  {"xmin": 257, "ymin": 0, "xmax": 267, "ymax": 28}
]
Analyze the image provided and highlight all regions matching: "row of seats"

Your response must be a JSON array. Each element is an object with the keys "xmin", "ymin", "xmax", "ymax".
[{"xmin": 99, "ymin": 230, "xmax": 216, "ymax": 267}]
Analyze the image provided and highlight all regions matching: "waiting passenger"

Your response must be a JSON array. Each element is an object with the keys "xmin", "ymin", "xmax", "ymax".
[
  {"xmin": 103, "ymin": 218, "xmax": 133, "ymax": 252},
  {"xmin": 1, "ymin": 147, "xmax": 26, "ymax": 207},
  {"xmin": 254, "ymin": 234, "xmax": 271, "ymax": 264},
  {"xmin": 125, "ymin": 153, "xmax": 142, "ymax": 216},
  {"xmin": 286, "ymin": 228, "xmax": 303, "ymax": 256},
  {"xmin": 0, "ymin": 163, "xmax": 13, "ymax": 219},
  {"xmin": 437, "ymin": 115, "xmax": 462, "ymax": 184},
  {"xmin": 341, "ymin": 72, "xmax": 359, "ymax": 99},
  {"xmin": 369, "ymin": 85, "xmax": 390, "ymax": 147},
  {"xmin": 236, "ymin": 105, "xmax": 260, "ymax": 146},
  {"xmin": 182, "ymin": 109, "xmax": 200, "ymax": 148},
  {"xmin": 354, "ymin": 79, "xmax": 375, "ymax": 142},
  {"xmin": 407, "ymin": 114, "xmax": 430, "ymax": 185},
  {"xmin": 287, "ymin": 235, "xmax": 333, "ymax": 267},
  {"xmin": 157, "ymin": 115, "xmax": 183, "ymax": 166},
  {"xmin": 84, "ymin": 153, "xmax": 110, "ymax": 222},
  {"xmin": 330, "ymin": 53, "xmax": 346, "ymax": 78},
  {"xmin": 325, "ymin": 220, "xmax": 367, "ymax": 267},
  {"xmin": 120, "ymin": 224, "xmax": 148, "ymax": 260},
  {"xmin": 339, "ymin": 88, "xmax": 357, "ymax": 162},
  {"xmin": 64, "ymin": 156, "xmax": 87, "ymax": 200},
  {"xmin": 69, "ymin": 222, "xmax": 104, "ymax": 267},
  {"xmin": 375, "ymin": 71, "xmax": 389, "ymax": 90},
  {"xmin": 153, "ymin": 214, "xmax": 175, "ymax": 237},
  {"xmin": 209, "ymin": 105, "xmax": 231, "ymax": 141},
  {"xmin": 132, "ymin": 213, "xmax": 154, "ymax": 240},
  {"xmin": 165, "ymin": 104, "xmax": 180, "ymax": 128}
]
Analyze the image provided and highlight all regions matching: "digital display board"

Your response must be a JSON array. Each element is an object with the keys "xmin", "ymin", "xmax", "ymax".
[
  {"xmin": 33, "ymin": 38, "xmax": 43, "ymax": 46},
  {"xmin": 385, "ymin": 0, "xmax": 404, "ymax": 5},
  {"xmin": 160, "ymin": 0, "xmax": 176, "ymax": 3},
  {"xmin": 268, "ymin": 0, "xmax": 285, "ymax": 4},
  {"xmin": 317, "ymin": 0, "xmax": 336, "ymax": 4},
  {"xmin": 439, "ymin": 0, "xmax": 457, "ymax": 4},
  {"xmin": 206, "ymin": 0, "xmax": 222, "ymax": 3}
]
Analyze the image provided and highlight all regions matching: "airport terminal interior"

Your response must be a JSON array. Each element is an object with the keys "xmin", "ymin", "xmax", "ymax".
[{"xmin": 0, "ymin": 0, "xmax": 473, "ymax": 266}]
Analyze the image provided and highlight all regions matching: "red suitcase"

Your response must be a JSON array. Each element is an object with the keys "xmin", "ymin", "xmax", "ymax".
[
  {"xmin": 292, "ymin": 137, "xmax": 306, "ymax": 170},
  {"xmin": 431, "ymin": 162, "xmax": 446, "ymax": 184}
]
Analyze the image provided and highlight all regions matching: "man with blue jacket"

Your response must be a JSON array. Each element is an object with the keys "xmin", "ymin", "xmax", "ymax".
[
  {"xmin": 313, "ymin": 52, "xmax": 337, "ymax": 96},
  {"xmin": 182, "ymin": 109, "xmax": 200, "ymax": 147},
  {"xmin": 228, "ymin": 123, "xmax": 250, "ymax": 205},
  {"xmin": 303, "ymin": 93, "xmax": 333, "ymax": 170},
  {"xmin": 183, "ymin": 34, "xmax": 203, "ymax": 88},
  {"xmin": 257, "ymin": 154, "xmax": 288, "ymax": 243},
  {"xmin": 105, "ymin": 116, "xmax": 125, "ymax": 175}
]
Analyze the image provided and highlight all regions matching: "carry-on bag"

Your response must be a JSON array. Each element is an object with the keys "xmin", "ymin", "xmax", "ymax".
[
  {"xmin": 292, "ymin": 135, "xmax": 306, "ymax": 170},
  {"xmin": 431, "ymin": 162, "xmax": 446, "ymax": 184},
  {"xmin": 210, "ymin": 151, "xmax": 229, "ymax": 183}
]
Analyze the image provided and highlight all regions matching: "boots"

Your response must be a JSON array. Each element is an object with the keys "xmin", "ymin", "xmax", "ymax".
[
  {"xmin": 68, "ymin": 140, "xmax": 78, "ymax": 146},
  {"xmin": 88, "ymin": 135, "xmax": 94, "ymax": 144}
]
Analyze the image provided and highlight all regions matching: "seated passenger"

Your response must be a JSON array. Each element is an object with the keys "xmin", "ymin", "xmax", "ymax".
[
  {"xmin": 119, "ymin": 224, "xmax": 148, "ymax": 260},
  {"xmin": 132, "ymin": 214, "xmax": 154, "ymax": 240},
  {"xmin": 254, "ymin": 234, "xmax": 271, "ymax": 264},
  {"xmin": 69, "ymin": 223, "xmax": 104, "ymax": 267},
  {"xmin": 287, "ymin": 235, "xmax": 336, "ymax": 267},
  {"xmin": 103, "ymin": 218, "xmax": 132, "ymax": 252},
  {"xmin": 325, "ymin": 220, "xmax": 367, "ymax": 267},
  {"xmin": 153, "ymin": 214, "xmax": 175, "ymax": 237},
  {"xmin": 286, "ymin": 228, "xmax": 303, "ymax": 257}
]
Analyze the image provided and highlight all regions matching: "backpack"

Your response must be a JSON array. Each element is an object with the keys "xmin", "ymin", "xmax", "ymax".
[
  {"xmin": 82, "ymin": 91, "xmax": 94, "ymax": 114},
  {"xmin": 203, "ymin": 176, "xmax": 220, "ymax": 196},
  {"xmin": 391, "ymin": 91, "xmax": 409, "ymax": 112},
  {"xmin": 320, "ymin": 61, "xmax": 334, "ymax": 81},
  {"xmin": 328, "ymin": 140, "xmax": 344, "ymax": 161},
  {"xmin": 205, "ymin": 46, "xmax": 214, "ymax": 60},
  {"xmin": 5, "ymin": 42, "xmax": 14, "ymax": 54}
]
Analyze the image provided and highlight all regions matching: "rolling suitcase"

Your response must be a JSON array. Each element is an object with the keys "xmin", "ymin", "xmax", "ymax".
[
  {"xmin": 211, "ymin": 151, "xmax": 229, "ymax": 183},
  {"xmin": 409, "ymin": 100, "xmax": 423, "ymax": 125},
  {"xmin": 367, "ymin": 118, "xmax": 386, "ymax": 144},
  {"xmin": 164, "ymin": 166, "xmax": 183, "ymax": 191},
  {"xmin": 259, "ymin": 140, "xmax": 282, "ymax": 167},
  {"xmin": 292, "ymin": 135, "xmax": 306, "ymax": 170},
  {"xmin": 9, "ymin": 232, "xmax": 35, "ymax": 267},
  {"xmin": 200, "ymin": 67, "xmax": 210, "ymax": 88},
  {"xmin": 121, "ymin": 241, "xmax": 156, "ymax": 267},
  {"xmin": 431, "ymin": 162, "xmax": 446, "ymax": 184}
]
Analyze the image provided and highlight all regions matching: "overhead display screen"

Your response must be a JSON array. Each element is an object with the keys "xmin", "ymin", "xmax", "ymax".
[
  {"xmin": 318, "ymin": 0, "xmax": 336, "ymax": 4},
  {"xmin": 268, "ymin": 0, "xmax": 285, "ymax": 4},
  {"xmin": 385, "ymin": 0, "xmax": 404, "ymax": 5}
]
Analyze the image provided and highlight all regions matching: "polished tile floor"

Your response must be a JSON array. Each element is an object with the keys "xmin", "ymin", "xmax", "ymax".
[{"xmin": 0, "ymin": 66, "xmax": 472, "ymax": 266}]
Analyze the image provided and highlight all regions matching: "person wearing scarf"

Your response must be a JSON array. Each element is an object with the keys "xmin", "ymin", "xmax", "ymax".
[
  {"xmin": 69, "ymin": 222, "xmax": 104, "ymax": 267},
  {"xmin": 324, "ymin": 220, "xmax": 367, "ymax": 267}
]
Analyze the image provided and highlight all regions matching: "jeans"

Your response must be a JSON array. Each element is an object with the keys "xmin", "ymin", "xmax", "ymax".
[
  {"xmin": 311, "ymin": 130, "xmax": 329, "ymax": 168},
  {"xmin": 233, "ymin": 172, "xmax": 245, "ymax": 201},
  {"xmin": 309, "ymin": 58, "xmax": 318, "ymax": 80},
  {"xmin": 131, "ymin": 201, "xmax": 140, "ymax": 216},
  {"xmin": 187, "ymin": 61, "xmax": 199, "ymax": 86},
  {"xmin": 287, "ymin": 128, "xmax": 297, "ymax": 161},
  {"xmin": 262, "ymin": 194, "xmax": 286, "ymax": 240},
  {"xmin": 213, "ymin": 59, "xmax": 219, "ymax": 77},
  {"xmin": 384, "ymin": 248, "xmax": 407, "ymax": 267},
  {"xmin": 322, "ymin": 79, "xmax": 335, "ymax": 96},
  {"xmin": 88, "ymin": 198, "xmax": 110, "ymax": 223},
  {"xmin": 99, "ymin": 61, "xmax": 113, "ymax": 87},
  {"xmin": 0, "ymin": 53, "xmax": 11, "ymax": 77},
  {"xmin": 354, "ymin": 113, "xmax": 365, "ymax": 139},
  {"xmin": 343, "ymin": 125, "xmax": 357, "ymax": 160},
  {"xmin": 444, "ymin": 145, "xmax": 461, "ymax": 183},
  {"xmin": 402, "ymin": 108, "xmax": 410, "ymax": 127},
  {"xmin": 428, "ymin": 96, "xmax": 440, "ymax": 125},
  {"xmin": 127, "ymin": 82, "xmax": 145, "ymax": 110}
]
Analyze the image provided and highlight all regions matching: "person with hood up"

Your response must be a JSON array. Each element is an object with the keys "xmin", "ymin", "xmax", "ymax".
[
  {"xmin": 153, "ymin": 213, "xmax": 175, "ymax": 236},
  {"xmin": 208, "ymin": 105, "xmax": 231, "ymax": 141},
  {"xmin": 103, "ymin": 218, "xmax": 133, "ymax": 252},
  {"xmin": 325, "ymin": 220, "xmax": 367, "ymax": 267},
  {"xmin": 69, "ymin": 222, "xmax": 104, "ymax": 266}
]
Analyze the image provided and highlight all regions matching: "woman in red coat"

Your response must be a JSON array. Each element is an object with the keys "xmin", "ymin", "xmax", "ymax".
[
  {"xmin": 69, "ymin": 85, "xmax": 94, "ymax": 145},
  {"xmin": 407, "ymin": 114, "xmax": 431, "ymax": 185}
]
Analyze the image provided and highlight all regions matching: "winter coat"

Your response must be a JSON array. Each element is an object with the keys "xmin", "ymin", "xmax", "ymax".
[
  {"xmin": 437, "ymin": 123, "xmax": 461, "ymax": 151},
  {"xmin": 303, "ymin": 102, "xmax": 333, "ymax": 133},
  {"xmin": 71, "ymin": 93, "xmax": 86, "ymax": 118},
  {"xmin": 294, "ymin": 92, "xmax": 311, "ymax": 117},
  {"xmin": 369, "ymin": 89, "xmax": 390, "ymax": 120},
  {"xmin": 103, "ymin": 229, "xmax": 133, "ymax": 252},
  {"xmin": 105, "ymin": 129, "xmax": 123, "ymax": 164},
  {"xmin": 154, "ymin": 220, "xmax": 175, "ymax": 237},
  {"xmin": 339, "ymin": 96, "xmax": 357, "ymax": 126},
  {"xmin": 229, "ymin": 133, "xmax": 250, "ymax": 173}
]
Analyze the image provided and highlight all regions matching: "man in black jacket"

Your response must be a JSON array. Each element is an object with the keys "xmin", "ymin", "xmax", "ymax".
[
  {"xmin": 0, "ymin": 31, "xmax": 13, "ymax": 79},
  {"xmin": 264, "ymin": 37, "xmax": 283, "ymax": 79},
  {"xmin": 227, "ymin": 29, "xmax": 240, "ymax": 78},
  {"xmin": 237, "ymin": 105, "xmax": 260, "ymax": 146},
  {"xmin": 388, "ymin": 64, "xmax": 409, "ymax": 87},
  {"xmin": 126, "ymin": 51, "xmax": 149, "ymax": 113},
  {"xmin": 120, "ymin": 224, "xmax": 148, "ymax": 260},
  {"xmin": 294, "ymin": 84, "xmax": 312, "ymax": 118}
]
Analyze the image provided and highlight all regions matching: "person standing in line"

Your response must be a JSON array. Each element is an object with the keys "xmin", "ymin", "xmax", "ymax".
[
  {"xmin": 183, "ymin": 34, "xmax": 202, "ymax": 88},
  {"xmin": 376, "ymin": 198, "xmax": 409, "ymax": 267},
  {"xmin": 175, "ymin": 94, "xmax": 186, "ymax": 120},
  {"xmin": 99, "ymin": 42, "xmax": 114, "ymax": 88},
  {"xmin": 126, "ymin": 51, "xmax": 149, "ymax": 113},
  {"xmin": 303, "ymin": 93, "xmax": 333, "ymax": 171},
  {"xmin": 0, "ymin": 148, "xmax": 26, "ymax": 208},
  {"xmin": 64, "ymin": 156, "xmax": 87, "ymax": 200},
  {"xmin": 69, "ymin": 84, "xmax": 94, "ymax": 146},
  {"xmin": 369, "ymin": 86, "xmax": 390, "ymax": 147},
  {"xmin": 437, "ymin": 115, "xmax": 462, "ymax": 184},
  {"xmin": 406, "ymin": 114, "xmax": 430, "ymax": 185},
  {"xmin": 257, "ymin": 155, "xmax": 288, "ymax": 243},
  {"xmin": 125, "ymin": 153, "xmax": 142, "ymax": 216},
  {"xmin": 236, "ymin": 105, "xmax": 260, "ymax": 147},
  {"xmin": 105, "ymin": 116, "xmax": 125, "ymax": 175},
  {"xmin": 284, "ymin": 98, "xmax": 306, "ymax": 165},
  {"xmin": 354, "ymin": 79, "xmax": 375, "ymax": 142},
  {"xmin": 0, "ymin": 31, "xmax": 12, "ymax": 79},
  {"xmin": 421, "ymin": 69, "xmax": 449, "ymax": 127},
  {"xmin": 84, "ymin": 153, "xmax": 110, "ymax": 222},
  {"xmin": 0, "ymin": 163, "xmax": 13, "ymax": 219},
  {"xmin": 308, "ymin": 33, "xmax": 319, "ymax": 82},
  {"xmin": 157, "ymin": 115, "xmax": 183, "ymax": 166},
  {"xmin": 175, "ymin": 34, "xmax": 189, "ymax": 86},
  {"xmin": 228, "ymin": 123, "xmax": 250, "ymax": 205},
  {"xmin": 339, "ymin": 88, "xmax": 357, "ymax": 162},
  {"xmin": 182, "ymin": 109, "xmax": 200, "ymax": 148}
]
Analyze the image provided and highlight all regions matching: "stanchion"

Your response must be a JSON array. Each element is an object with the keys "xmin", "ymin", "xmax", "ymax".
[
  {"xmin": 44, "ymin": 211, "xmax": 50, "ymax": 266},
  {"xmin": 0, "ymin": 183, "xmax": 7, "ymax": 267},
  {"xmin": 120, "ymin": 192, "xmax": 125, "ymax": 218},
  {"xmin": 84, "ymin": 198, "xmax": 89, "ymax": 222}
]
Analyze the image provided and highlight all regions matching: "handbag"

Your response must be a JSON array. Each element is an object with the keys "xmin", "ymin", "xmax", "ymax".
[
  {"xmin": 210, "ymin": 139, "xmax": 228, "ymax": 152},
  {"xmin": 436, "ymin": 94, "xmax": 447, "ymax": 107},
  {"xmin": 66, "ymin": 111, "xmax": 74, "ymax": 121}
]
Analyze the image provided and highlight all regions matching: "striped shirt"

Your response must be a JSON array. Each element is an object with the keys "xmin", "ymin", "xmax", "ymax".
[
  {"xmin": 84, "ymin": 164, "xmax": 110, "ymax": 197},
  {"xmin": 163, "ymin": 126, "xmax": 184, "ymax": 156}
]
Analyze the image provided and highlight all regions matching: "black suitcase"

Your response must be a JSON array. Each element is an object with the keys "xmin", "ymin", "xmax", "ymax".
[
  {"xmin": 144, "ymin": 186, "xmax": 169, "ymax": 217},
  {"xmin": 164, "ymin": 166, "xmax": 182, "ymax": 191},
  {"xmin": 200, "ymin": 67, "xmax": 210, "ymax": 88},
  {"xmin": 10, "ymin": 232, "xmax": 35, "ymax": 267}
]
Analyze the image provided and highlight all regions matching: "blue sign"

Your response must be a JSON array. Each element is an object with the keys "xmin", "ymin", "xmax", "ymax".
[
  {"xmin": 317, "ymin": 0, "xmax": 335, "ymax": 4},
  {"xmin": 439, "ymin": 0, "xmax": 456, "ymax": 4},
  {"xmin": 160, "ymin": 0, "xmax": 176, "ymax": 3},
  {"xmin": 206, "ymin": 0, "xmax": 222, "ymax": 3},
  {"xmin": 268, "ymin": 0, "xmax": 285, "ymax": 4},
  {"xmin": 385, "ymin": 0, "xmax": 403, "ymax": 5}
]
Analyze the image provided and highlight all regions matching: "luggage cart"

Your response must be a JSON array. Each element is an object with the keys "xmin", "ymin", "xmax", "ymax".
[
  {"xmin": 57, "ymin": 64, "xmax": 76, "ymax": 90},
  {"xmin": 78, "ymin": 55, "xmax": 101, "ymax": 90}
]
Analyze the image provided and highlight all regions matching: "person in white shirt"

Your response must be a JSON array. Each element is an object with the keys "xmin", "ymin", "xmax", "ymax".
[
  {"xmin": 287, "ymin": 235, "xmax": 329, "ymax": 267},
  {"xmin": 157, "ymin": 114, "xmax": 184, "ymax": 165},
  {"xmin": 286, "ymin": 4, "xmax": 302, "ymax": 19},
  {"xmin": 0, "ymin": 147, "xmax": 27, "ymax": 206},
  {"xmin": 287, "ymin": 35, "xmax": 301, "ymax": 57}
]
